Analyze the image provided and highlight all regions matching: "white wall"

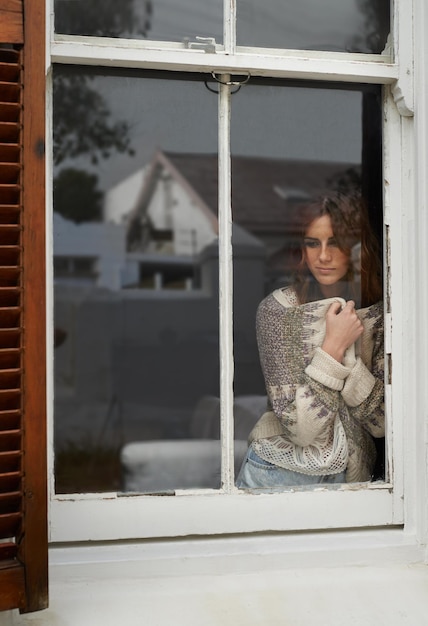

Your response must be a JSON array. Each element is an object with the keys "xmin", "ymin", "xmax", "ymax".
[
  {"xmin": 54, "ymin": 213, "xmax": 127, "ymax": 290},
  {"xmin": 146, "ymin": 176, "xmax": 217, "ymax": 256},
  {"xmin": 104, "ymin": 168, "xmax": 147, "ymax": 224},
  {"xmin": 7, "ymin": 567, "xmax": 428, "ymax": 626}
]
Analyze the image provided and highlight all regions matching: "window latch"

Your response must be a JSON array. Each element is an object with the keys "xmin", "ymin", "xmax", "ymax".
[{"xmin": 184, "ymin": 36, "xmax": 217, "ymax": 54}]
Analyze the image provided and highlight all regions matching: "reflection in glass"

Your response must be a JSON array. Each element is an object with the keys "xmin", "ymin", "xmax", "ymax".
[
  {"xmin": 231, "ymin": 83, "xmax": 385, "ymax": 487},
  {"xmin": 237, "ymin": 0, "xmax": 390, "ymax": 53},
  {"xmin": 54, "ymin": 0, "xmax": 223, "ymax": 45},
  {"xmin": 53, "ymin": 68, "xmax": 227, "ymax": 493}
]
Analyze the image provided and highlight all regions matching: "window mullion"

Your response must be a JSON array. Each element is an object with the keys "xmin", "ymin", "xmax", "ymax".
[
  {"xmin": 224, "ymin": 0, "xmax": 236, "ymax": 54},
  {"xmin": 218, "ymin": 76, "xmax": 235, "ymax": 492}
]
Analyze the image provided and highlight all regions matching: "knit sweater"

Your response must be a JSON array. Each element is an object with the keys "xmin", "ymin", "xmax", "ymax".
[{"xmin": 248, "ymin": 287, "xmax": 384, "ymax": 483}]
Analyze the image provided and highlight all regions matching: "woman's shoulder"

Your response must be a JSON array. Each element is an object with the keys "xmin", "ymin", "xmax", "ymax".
[
  {"xmin": 271, "ymin": 285, "xmax": 299, "ymax": 308},
  {"xmin": 256, "ymin": 287, "xmax": 297, "ymax": 326}
]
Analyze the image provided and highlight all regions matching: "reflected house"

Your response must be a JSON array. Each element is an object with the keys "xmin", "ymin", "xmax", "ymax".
[
  {"xmin": 53, "ymin": 150, "xmax": 360, "ymax": 451},
  {"xmin": 107, "ymin": 150, "xmax": 221, "ymax": 291}
]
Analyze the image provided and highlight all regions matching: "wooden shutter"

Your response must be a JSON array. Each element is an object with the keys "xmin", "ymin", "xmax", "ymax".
[{"xmin": 0, "ymin": 0, "xmax": 47, "ymax": 614}]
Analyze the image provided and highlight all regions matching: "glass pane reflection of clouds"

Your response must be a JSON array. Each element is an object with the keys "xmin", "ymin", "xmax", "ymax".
[
  {"xmin": 54, "ymin": 0, "xmax": 223, "ymax": 44},
  {"xmin": 53, "ymin": 70, "xmax": 226, "ymax": 494},
  {"xmin": 237, "ymin": 0, "xmax": 390, "ymax": 53}
]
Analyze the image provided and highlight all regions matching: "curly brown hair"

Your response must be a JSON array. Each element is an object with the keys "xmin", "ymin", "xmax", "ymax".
[{"xmin": 293, "ymin": 193, "xmax": 383, "ymax": 308}]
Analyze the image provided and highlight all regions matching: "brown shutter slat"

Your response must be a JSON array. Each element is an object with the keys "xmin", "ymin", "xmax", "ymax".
[
  {"xmin": 0, "ymin": 267, "xmax": 20, "ymax": 286},
  {"xmin": 0, "ymin": 245, "xmax": 20, "ymax": 263},
  {"xmin": 0, "ymin": 186, "xmax": 20, "ymax": 204},
  {"xmin": 0, "ymin": 429, "xmax": 20, "ymax": 449},
  {"xmin": 0, "ymin": 302, "xmax": 21, "ymax": 316},
  {"xmin": 0, "ymin": 310, "xmax": 20, "ymax": 328},
  {"xmin": 0, "ymin": 144, "xmax": 20, "ymax": 162},
  {"xmin": 0, "ymin": 62, "xmax": 20, "ymax": 83},
  {"xmin": 0, "ymin": 489, "xmax": 20, "ymax": 511},
  {"xmin": 0, "ymin": 409, "xmax": 20, "ymax": 428},
  {"xmin": 0, "ymin": 329, "xmax": 20, "ymax": 348},
  {"xmin": 0, "ymin": 510, "xmax": 20, "ymax": 533},
  {"xmin": 0, "ymin": 49, "xmax": 19, "ymax": 63},
  {"xmin": 0, "ymin": 388, "xmax": 20, "ymax": 408},
  {"xmin": 0, "ymin": 286, "xmax": 20, "ymax": 303},
  {"xmin": 0, "ymin": 517, "xmax": 20, "ymax": 541},
  {"xmin": 0, "ymin": 207, "xmax": 20, "ymax": 224},
  {"xmin": 0, "ymin": 350, "xmax": 20, "ymax": 369},
  {"xmin": 0, "ymin": 471, "xmax": 21, "ymax": 492},
  {"xmin": 0, "ymin": 122, "xmax": 20, "ymax": 143},
  {"xmin": 0, "ymin": 450, "xmax": 21, "ymax": 472},
  {"xmin": 0, "ymin": 228, "xmax": 20, "ymax": 246},
  {"xmin": 0, "ymin": 163, "xmax": 20, "ymax": 183},
  {"xmin": 0, "ymin": 85, "xmax": 20, "ymax": 104},
  {"xmin": 0, "ymin": 103, "xmax": 20, "ymax": 122},
  {"xmin": 0, "ymin": 542, "xmax": 19, "ymax": 560},
  {"xmin": 0, "ymin": 370, "xmax": 20, "ymax": 389}
]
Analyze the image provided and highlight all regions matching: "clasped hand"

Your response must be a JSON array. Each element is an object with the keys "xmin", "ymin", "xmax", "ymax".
[{"xmin": 321, "ymin": 300, "xmax": 363, "ymax": 363}]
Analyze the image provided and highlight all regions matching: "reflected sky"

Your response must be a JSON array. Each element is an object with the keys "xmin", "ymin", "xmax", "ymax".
[
  {"xmin": 146, "ymin": 0, "xmax": 223, "ymax": 42},
  {"xmin": 56, "ymin": 73, "xmax": 362, "ymax": 193},
  {"xmin": 237, "ymin": 0, "xmax": 385, "ymax": 52},
  {"xmin": 53, "ymin": 0, "xmax": 387, "ymax": 191}
]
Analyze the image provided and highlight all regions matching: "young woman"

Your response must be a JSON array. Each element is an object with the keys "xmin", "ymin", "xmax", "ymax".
[{"xmin": 236, "ymin": 193, "xmax": 384, "ymax": 489}]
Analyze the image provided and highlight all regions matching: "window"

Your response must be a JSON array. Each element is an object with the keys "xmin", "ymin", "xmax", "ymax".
[{"xmin": 49, "ymin": 1, "xmax": 409, "ymax": 542}]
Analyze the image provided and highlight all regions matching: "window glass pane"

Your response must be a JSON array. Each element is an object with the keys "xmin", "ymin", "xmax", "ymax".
[
  {"xmin": 237, "ymin": 0, "xmax": 390, "ymax": 54},
  {"xmin": 53, "ymin": 67, "xmax": 223, "ymax": 493},
  {"xmin": 231, "ymin": 81, "xmax": 386, "ymax": 490},
  {"xmin": 54, "ymin": 0, "xmax": 223, "ymax": 44}
]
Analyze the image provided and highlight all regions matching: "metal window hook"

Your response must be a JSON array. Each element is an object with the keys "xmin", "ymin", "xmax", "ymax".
[{"xmin": 205, "ymin": 72, "xmax": 251, "ymax": 95}]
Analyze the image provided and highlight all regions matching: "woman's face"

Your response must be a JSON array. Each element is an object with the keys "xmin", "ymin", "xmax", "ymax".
[{"xmin": 303, "ymin": 214, "xmax": 350, "ymax": 297}]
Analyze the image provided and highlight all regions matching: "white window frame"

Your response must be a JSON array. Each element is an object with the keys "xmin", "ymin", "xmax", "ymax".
[{"xmin": 47, "ymin": 0, "xmax": 419, "ymax": 544}]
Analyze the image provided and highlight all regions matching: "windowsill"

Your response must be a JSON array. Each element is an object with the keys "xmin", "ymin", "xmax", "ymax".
[
  {"xmin": 8, "ymin": 552, "xmax": 428, "ymax": 626},
  {"xmin": 4, "ymin": 528, "xmax": 427, "ymax": 626},
  {"xmin": 48, "ymin": 526, "xmax": 423, "ymax": 574}
]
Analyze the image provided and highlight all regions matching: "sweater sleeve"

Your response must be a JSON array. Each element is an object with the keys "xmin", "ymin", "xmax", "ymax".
[
  {"xmin": 342, "ymin": 314, "xmax": 385, "ymax": 438},
  {"xmin": 305, "ymin": 347, "xmax": 351, "ymax": 391},
  {"xmin": 256, "ymin": 295, "xmax": 346, "ymax": 448}
]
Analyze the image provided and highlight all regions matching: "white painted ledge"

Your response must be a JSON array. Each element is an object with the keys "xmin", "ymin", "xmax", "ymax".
[
  {"xmin": 47, "ymin": 528, "xmax": 423, "ymax": 573},
  {"xmin": 3, "ymin": 528, "xmax": 426, "ymax": 625}
]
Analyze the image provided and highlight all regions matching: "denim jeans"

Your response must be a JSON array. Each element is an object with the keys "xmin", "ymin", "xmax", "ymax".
[{"xmin": 236, "ymin": 443, "xmax": 346, "ymax": 490}]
